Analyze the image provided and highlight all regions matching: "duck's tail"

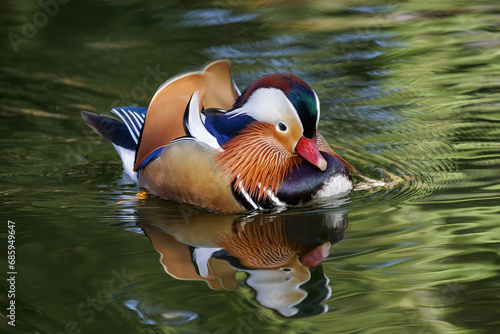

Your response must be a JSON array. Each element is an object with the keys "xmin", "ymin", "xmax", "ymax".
[{"xmin": 81, "ymin": 107, "xmax": 147, "ymax": 182}]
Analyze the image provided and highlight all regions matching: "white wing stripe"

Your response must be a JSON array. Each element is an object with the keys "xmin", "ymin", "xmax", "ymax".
[
  {"xmin": 111, "ymin": 108, "xmax": 147, "ymax": 144},
  {"xmin": 121, "ymin": 109, "xmax": 140, "ymax": 138},
  {"xmin": 128, "ymin": 110, "xmax": 144, "ymax": 129},
  {"xmin": 119, "ymin": 110, "xmax": 139, "ymax": 143},
  {"xmin": 113, "ymin": 109, "xmax": 138, "ymax": 143},
  {"xmin": 186, "ymin": 91, "xmax": 221, "ymax": 149}
]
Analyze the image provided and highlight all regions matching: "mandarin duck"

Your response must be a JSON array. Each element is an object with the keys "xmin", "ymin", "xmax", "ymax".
[
  {"xmin": 81, "ymin": 60, "xmax": 353, "ymax": 212},
  {"xmin": 139, "ymin": 209, "xmax": 347, "ymax": 317}
]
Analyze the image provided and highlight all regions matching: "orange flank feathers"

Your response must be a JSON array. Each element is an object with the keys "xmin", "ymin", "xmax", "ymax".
[{"xmin": 216, "ymin": 122, "xmax": 302, "ymax": 201}]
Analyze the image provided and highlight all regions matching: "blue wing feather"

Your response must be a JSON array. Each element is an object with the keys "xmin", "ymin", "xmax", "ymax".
[
  {"xmin": 111, "ymin": 106, "xmax": 148, "ymax": 144},
  {"xmin": 203, "ymin": 111, "xmax": 255, "ymax": 145},
  {"xmin": 136, "ymin": 146, "xmax": 164, "ymax": 171},
  {"xmin": 134, "ymin": 105, "xmax": 254, "ymax": 170}
]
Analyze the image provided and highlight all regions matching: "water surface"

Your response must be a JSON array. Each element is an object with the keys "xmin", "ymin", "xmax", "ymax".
[{"xmin": 1, "ymin": 0, "xmax": 500, "ymax": 333}]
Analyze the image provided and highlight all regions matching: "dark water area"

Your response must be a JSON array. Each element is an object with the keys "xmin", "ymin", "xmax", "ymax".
[{"xmin": 1, "ymin": 0, "xmax": 500, "ymax": 333}]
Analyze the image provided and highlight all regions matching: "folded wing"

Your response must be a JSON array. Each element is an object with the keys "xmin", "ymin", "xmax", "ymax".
[{"xmin": 134, "ymin": 60, "xmax": 239, "ymax": 171}]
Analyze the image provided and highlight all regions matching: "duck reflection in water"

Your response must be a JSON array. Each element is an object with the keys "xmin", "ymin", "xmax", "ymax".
[{"xmin": 139, "ymin": 207, "xmax": 348, "ymax": 318}]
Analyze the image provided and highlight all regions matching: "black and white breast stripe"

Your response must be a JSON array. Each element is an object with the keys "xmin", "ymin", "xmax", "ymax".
[
  {"xmin": 110, "ymin": 108, "xmax": 146, "ymax": 144},
  {"xmin": 231, "ymin": 181, "xmax": 287, "ymax": 211}
]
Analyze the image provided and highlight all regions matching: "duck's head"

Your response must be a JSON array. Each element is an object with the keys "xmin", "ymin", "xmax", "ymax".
[
  {"xmin": 226, "ymin": 73, "xmax": 327, "ymax": 171},
  {"xmin": 215, "ymin": 73, "xmax": 347, "ymax": 202}
]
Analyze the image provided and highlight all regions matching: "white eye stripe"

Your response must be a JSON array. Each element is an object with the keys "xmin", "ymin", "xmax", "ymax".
[
  {"xmin": 314, "ymin": 91, "xmax": 320, "ymax": 127},
  {"xmin": 227, "ymin": 88, "xmax": 303, "ymax": 133}
]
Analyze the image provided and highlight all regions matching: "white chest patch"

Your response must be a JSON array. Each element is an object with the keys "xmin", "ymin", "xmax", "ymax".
[{"xmin": 313, "ymin": 174, "xmax": 353, "ymax": 199}]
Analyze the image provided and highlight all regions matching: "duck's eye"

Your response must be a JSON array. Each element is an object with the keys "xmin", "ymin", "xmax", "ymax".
[{"xmin": 278, "ymin": 122, "xmax": 287, "ymax": 132}]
